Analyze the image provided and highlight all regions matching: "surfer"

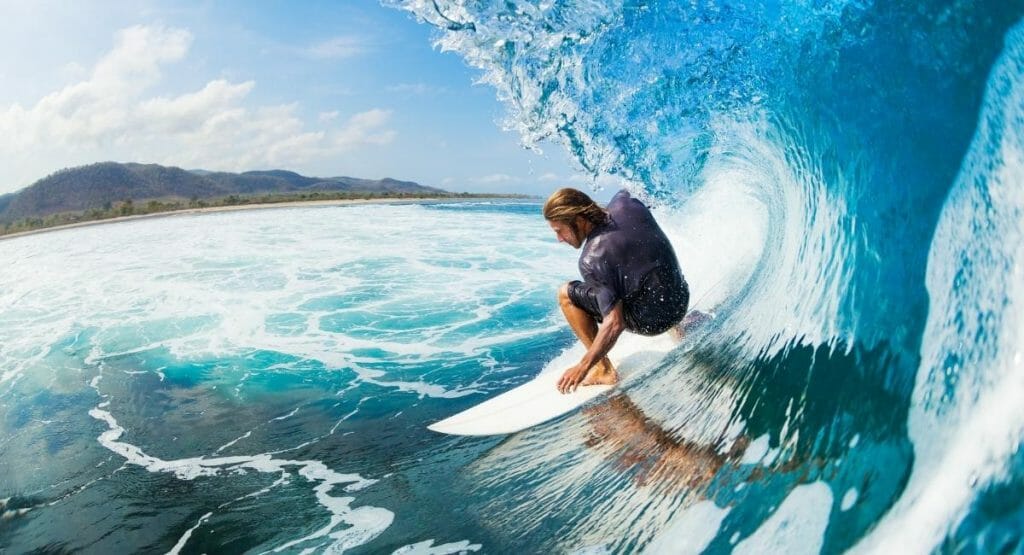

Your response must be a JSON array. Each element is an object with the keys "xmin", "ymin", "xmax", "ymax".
[{"xmin": 545, "ymin": 188, "xmax": 689, "ymax": 393}]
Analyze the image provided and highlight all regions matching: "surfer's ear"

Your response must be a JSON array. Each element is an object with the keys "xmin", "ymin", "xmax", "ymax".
[{"xmin": 573, "ymin": 216, "xmax": 589, "ymax": 240}]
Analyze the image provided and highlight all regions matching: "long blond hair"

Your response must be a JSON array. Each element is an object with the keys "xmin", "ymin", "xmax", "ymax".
[{"xmin": 543, "ymin": 188, "xmax": 609, "ymax": 225}]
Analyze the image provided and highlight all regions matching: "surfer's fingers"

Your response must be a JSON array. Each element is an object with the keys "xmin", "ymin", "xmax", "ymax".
[
  {"xmin": 558, "ymin": 369, "xmax": 578, "ymax": 393},
  {"xmin": 567, "ymin": 374, "xmax": 579, "ymax": 393}
]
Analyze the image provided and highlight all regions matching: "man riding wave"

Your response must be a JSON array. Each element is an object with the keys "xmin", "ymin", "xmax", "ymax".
[{"xmin": 544, "ymin": 188, "xmax": 690, "ymax": 393}]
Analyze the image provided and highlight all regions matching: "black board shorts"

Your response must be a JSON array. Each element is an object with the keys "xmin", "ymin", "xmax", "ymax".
[{"xmin": 567, "ymin": 273, "xmax": 689, "ymax": 336}]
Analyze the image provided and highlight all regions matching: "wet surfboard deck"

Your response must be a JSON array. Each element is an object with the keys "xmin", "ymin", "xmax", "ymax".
[{"xmin": 428, "ymin": 332, "xmax": 678, "ymax": 436}]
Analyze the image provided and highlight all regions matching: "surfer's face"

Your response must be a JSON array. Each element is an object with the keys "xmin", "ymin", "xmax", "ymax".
[{"xmin": 548, "ymin": 218, "xmax": 585, "ymax": 249}]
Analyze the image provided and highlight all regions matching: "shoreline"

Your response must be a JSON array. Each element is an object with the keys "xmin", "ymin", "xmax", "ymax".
[{"xmin": 0, "ymin": 195, "xmax": 532, "ymax": 242}]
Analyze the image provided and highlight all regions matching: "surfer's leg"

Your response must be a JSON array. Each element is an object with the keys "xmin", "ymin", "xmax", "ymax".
[{"xmin": 558, "ymin": 283, "xmax": 616, "ymax": 382}]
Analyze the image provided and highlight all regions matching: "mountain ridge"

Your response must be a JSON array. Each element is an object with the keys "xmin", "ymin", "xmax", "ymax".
[{"xmin": 0, "ymin": 162, "xmax": 448, "ymax": 224}]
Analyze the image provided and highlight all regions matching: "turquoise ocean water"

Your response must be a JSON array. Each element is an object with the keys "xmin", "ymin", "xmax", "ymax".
[
  {"xmin": 0, "ymin": 201, "xmax": 593, "ymax": 552},
  {"xmin": 5, "ymin": 0, "xmax": 1024, "ymax": 552}
]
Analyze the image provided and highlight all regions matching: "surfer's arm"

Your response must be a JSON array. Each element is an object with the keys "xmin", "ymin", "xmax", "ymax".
[
  {"xmin": 558, "ymin": 302, "xmax": 625, "ymax": 393},
  {"xmin": 581, "ymin": 302, "xmax": 625, "ymax": 369}
]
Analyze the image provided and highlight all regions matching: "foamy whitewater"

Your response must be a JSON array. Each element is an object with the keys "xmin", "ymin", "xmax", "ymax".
[
  {"xmin": 0, "ymin": 202, "xmax": 582, "ymax": 552},
  {"xmin": 4, "ymin": 0, "xmax": 1024, "ymax": 553}
]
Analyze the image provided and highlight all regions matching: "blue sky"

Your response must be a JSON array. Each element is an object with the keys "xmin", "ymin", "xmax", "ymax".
[{"xmin": 0, "ymin": 0, "xmax": 617, "ymax": 200}]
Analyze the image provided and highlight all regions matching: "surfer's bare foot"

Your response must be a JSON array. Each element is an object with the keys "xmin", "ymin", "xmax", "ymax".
[
  {"xmin": 670, "ymin": 310, "xmax": 716, "ymax": 343},
  {"xmin": 581, "ymin": 360, "xmax": 618, "ymax": 386},
  {"xmin": 684, "ymin": 310, "xmax": 714, "ymax": 330},
  {"xmin": 669, "ymin": 323, "xmax": 685, "ymax": 343}
]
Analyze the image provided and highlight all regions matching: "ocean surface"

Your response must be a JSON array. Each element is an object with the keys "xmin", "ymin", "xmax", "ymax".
[{"xmin": 4, "ymin": 0, "xmax": 1024, "ymax": 553}]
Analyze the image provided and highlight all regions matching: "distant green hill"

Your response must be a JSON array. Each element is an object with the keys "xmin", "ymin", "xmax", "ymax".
[{"xmin": 0, "ymin": 162, "xmax": 448, "ymax": 225}]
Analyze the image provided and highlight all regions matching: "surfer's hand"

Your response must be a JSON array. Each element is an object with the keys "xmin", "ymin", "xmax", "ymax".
[{"xmin": 558, "ymin": 363, "xmax": 588, "ymax": 394}]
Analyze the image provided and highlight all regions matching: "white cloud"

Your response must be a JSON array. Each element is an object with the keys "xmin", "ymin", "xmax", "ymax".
[
  {"xmin": 60, "ymin": 61, "xmax": 89, "ymax": 82},
  {"xmin": 333, "ymin": 109, "xmax": 396, "ymax": 147},
  {"xmin": 538, "ymin": 172, "xmax": 560, "ymax": 182},
  {"xmin": 1, "ymin": 25, "xmax": 193, "ymax": 148},
  {"xmin": 0, "ymin": 25, "xmax": 396, "ymax": 192},
  {"xmin": 136, "ymin": 79, "xmax": 255, "ymax": 134},
  {"xmin": 306, "ymin": 36, "xmax": 367, "ymax": 60}
]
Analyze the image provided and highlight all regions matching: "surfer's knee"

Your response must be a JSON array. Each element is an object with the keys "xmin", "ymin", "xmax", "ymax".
[{"xmin": 558, "ymin": 282, "xmax": 572, "ymax": 307}]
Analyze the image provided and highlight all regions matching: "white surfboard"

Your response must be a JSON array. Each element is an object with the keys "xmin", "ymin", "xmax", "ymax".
[{"xmin": 428, "ymin": 332, "xmax": 678, "ymax": 436}]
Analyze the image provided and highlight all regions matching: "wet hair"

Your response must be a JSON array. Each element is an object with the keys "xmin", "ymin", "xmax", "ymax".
[{"xmin": 543, "ymin": 188, "xmax": 609, "ymax": 226}]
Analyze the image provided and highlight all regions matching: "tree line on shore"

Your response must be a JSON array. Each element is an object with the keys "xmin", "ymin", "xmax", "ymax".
[{"xmin": 0, "ymin": 190, "xmax": 529, "ymax": 237}]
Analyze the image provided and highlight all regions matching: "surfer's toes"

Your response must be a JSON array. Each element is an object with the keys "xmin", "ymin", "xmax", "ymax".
[{"xmin": 582, "ymin": 369, "xmax": 619, "ymax": 386}]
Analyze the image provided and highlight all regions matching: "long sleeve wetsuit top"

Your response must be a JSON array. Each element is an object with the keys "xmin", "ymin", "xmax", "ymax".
[{"xmin": 578, "ymin": 189, "xmax": 686, "ymax": 319}]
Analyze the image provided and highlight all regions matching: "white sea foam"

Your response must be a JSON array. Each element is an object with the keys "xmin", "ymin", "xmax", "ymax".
[
  {"xmin": 215, "ymin": 431, "xmax": 252, "ymax": 453},
  {"xmin": 2, "ymin": 508, "xmax": 32, "ymax": 520},
  {"xmin": 392, "ymin": 538, "xmax": 483, "ymax": 554},
  {"xmin": 734, "ymin": 481, "xmax": 833, "ymax": 555},
  {"xmin": 841, "ymin": 488, "xmax": 859, "ymax": 511},
  {"xmin": 89, "ymin": 399, "xmax": 392, "ymax": 552},
  {"xmin": 272, "ymin": 406, "xmax": 302, "ymax": 421},
  {"xmin": 739, "ymin": 434, "xmax": 771, "ymax": 464},
  {"xmin": 167, "ymin": 511, "xmax": 213, "ymax": 555},
  {"xmin": 643, "ymin": 500, "xmax": 730, "ymax": 554},
  {"xmin": 0, "ymin": 203, "xmax": 574, "ymax": 398}
]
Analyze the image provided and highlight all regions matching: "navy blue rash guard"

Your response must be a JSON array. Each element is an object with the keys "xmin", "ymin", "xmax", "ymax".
[{"xmin": 568, "ymin": 189, "xmax": 689, "ymax": 335}]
